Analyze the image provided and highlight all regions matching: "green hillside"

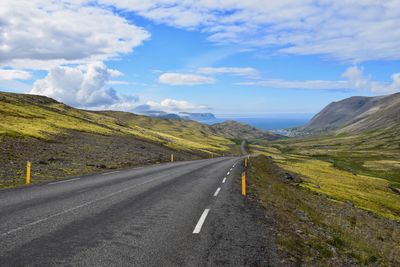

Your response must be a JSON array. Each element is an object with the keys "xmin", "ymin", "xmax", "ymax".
[
  {"xmin": 0, "ymin": 92, "xmax": 239, "ymax": 187},
  {"xmin": 250, "ymin": 127, "xmax": 400, "ymax": 221},
  {"xmin": 0, "ymin": 92, "xmax": 234, "ymax": 154}
]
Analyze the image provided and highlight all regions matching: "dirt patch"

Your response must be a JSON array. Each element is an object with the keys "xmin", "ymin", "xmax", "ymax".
[{"xmin": 0, "ymin": 131, "xmax": 202, "ymax": 187}]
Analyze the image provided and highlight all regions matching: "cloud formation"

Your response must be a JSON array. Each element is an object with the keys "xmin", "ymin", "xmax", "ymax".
[
  {"xmin": 197, "ymin": 67, "xmax": 258, "ymax": 77},
  {"xmin": 102, "ymin": 0, "xmax": 400, "ymax": 61},
  {"xmin": 0, "ymin": 0, "xmax": 150, "ymax": 70},
  {"xmin": 239, "ymin": 80, "xmax": 349, "ymax": 91},
  {"xmin": 144, "ymin": 99, "xmax": 208, "ymax": 113},
  {"xmin": 31, "ymin": 62, "xmax": 138, "ymax": 110},
  {"xmin": 158, "ymin": 66, "xmax": 258, "ymax": 86},
  {"xmin": 342, "ymin": 66, "xmax": 400, "ymax": 93},
  {"xmin": 0, "ymin": 69, "xmax": 31, "ymax": 80},
  {"xmin": 239, "ymin": 66, "xmax": 400, "ymax": 93},
  {"xmin": 159, "ymin": 73, "xmax": 215, "ymax": 85}
]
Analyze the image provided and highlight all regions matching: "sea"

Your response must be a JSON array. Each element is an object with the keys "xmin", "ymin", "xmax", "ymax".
[{"xmin": 200, "ymin": 114, "xmax": 313, "ymax": 135}]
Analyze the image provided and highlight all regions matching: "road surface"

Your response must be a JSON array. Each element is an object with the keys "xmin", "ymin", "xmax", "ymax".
[
  {"xmin": 0, "ymin": 157, "xmax": 278, "ymax": 266},
  {"xmin": 240, "ymin": 140, "xmax": 248, "ymax": 156}
]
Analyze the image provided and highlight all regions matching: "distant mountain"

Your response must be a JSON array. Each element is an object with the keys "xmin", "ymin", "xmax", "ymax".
[
  {"xmin": 133, "ymin": 109, "xmax": 182, "ymax": 120},
  {"xmin": 154, "ymin": 113, "xmax": 182, "ymax": 120},
  {"xmin": 211, "ymin": 120, "xmax": 283, "ymax": 141},
  {"xmin": 134, "ymin": 109, "xmax": 216, "ymax": 122},
  {"xmin": 179, "ymin": 112, "xmax": 216, "ymax": 121},
  {"xmin": 301, "ymin": 92, "xmax": 400, "ymax": 134}
]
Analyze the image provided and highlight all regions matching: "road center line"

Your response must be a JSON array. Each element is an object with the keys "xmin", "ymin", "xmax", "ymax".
[
  {"xmin": 48, "ymin": 178, "xmax": 80, "ymax": 185},
  {"xmin": 222, "ymin": 177, "xmax": 226, "ymax": 183},
  {"xmin": 227, "ymin": 171, "xmax": 230, "ymax": 175},
  {"xmin": 1, "ymin": 175, "xmax": 167, "ymax": 237},
  {"xmin": 193, "ymin": 209, "xmax": 210, "ymax": 234},
  {"xmin": 213, "ymin": 187, "xmax": 221, "ymax": 197},
  {"xmin": 101, "ymin": 171, "xmax": 120, "ymax": 176}
]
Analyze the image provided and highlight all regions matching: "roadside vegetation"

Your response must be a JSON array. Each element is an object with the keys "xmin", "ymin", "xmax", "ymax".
[
  {"xmin": 0, "ymin": 92, "xmax": 239, "ymax": 188},
  {"xmin": 250, "ymin": 131, "xmax": 400, "ymax": 222},
  {"xmin": 247, "ymin": 155, "xmax": 400, "ymax": 266}
]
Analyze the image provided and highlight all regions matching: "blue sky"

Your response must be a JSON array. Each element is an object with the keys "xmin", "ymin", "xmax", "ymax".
[{"xmin": 1, "ymin": 1, "xmax": 400, "ymax": 117}]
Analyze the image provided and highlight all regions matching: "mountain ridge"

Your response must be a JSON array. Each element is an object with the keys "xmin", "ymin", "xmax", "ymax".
[
  {"xmin": 300, "ymin": 92, "xmax": 400, "ymax": 134},
  {"xmin": 211, "ymin": 120, "xmax": 283, "ymax": 141}
]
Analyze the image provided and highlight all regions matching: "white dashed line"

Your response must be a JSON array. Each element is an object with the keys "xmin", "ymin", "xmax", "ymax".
[
  {"xmin": 101, "ymin": 171, "xmax": 120, "ymax": 176},
  {"xmin": 48, "ymin": 178, "xmax": 80, "ymax": 185},
  {"xmin": 227, "ymin": 171, "xmax": 230, "ymax": 175},
  {"xmin": 222, "ymin": 177, "xmax": 226, "ymax": 183},
  {"xmin": 193, "ymin": 209, "xmax": 210, "ymax": 234},
  {"xmin": 213, "ymin": 187, "xmax": 221, "ymax": 197}
]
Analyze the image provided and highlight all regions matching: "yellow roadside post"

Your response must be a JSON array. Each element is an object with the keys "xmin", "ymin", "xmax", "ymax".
[
  {"xmin": 171, "ymin": 154, "xmax": 174, "ymax": 162},
  {"xmin": 26, "ymin": 161, "xmax": 31, "ymax": 185},
  {"xmin": 241, "ymin": 172, "xmax": 246, "ymax": 196}
]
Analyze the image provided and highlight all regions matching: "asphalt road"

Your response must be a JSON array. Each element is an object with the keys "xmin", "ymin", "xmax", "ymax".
[
  {"xmin": 240, "ymin": 141, "xmax": 248, "ymax": 156},
  {"xmin": 0, "ymin": 157, "xmax": 278, "ymax": 266}
]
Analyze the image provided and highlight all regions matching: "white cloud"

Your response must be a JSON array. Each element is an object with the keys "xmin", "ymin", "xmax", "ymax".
[
  {"xmin": 0, "ymin": 69, "xmax": 31, "ymax": 80},
  {"xmin": 101, "ymin": 0, "xmax": 400, "ymax": 61},
  {"xmin": 239, "ymin": 66, "xmax": 400, "ymax": 93},
  {"xmin": 342, "ymin": 66, "xmax": 369, "ymax": 88},
  {"xmin": 158, "ymin": 66, "xmax": 258, "ymax": 86},
  {"xmin": 30, "ymin": 62, "xmax": 138, "ymax": 110},
  {"xmin": 197, "ymin": 67, "xmax": 258, "ymax": 77},
  {"xmin": 159, "ymin": 73, "xmax": 215, "ymax": 85},
  {"xmin": 342, "ymin": 66, "xmax": 400, "ymax": 93},
  {"xmin": 0, "ymin": 0, "xmax": 150, "ymax": 70},
  {"xmin": 145, "ymin": 99, "xmax": 208, "ymax": 112},
  {"xmin": 239, "ymin": 80, "xmax": 349, "ymax": 90},
  {"xmin": 108, "ymin": 80, "xmax": 131, "ymax": 85}
]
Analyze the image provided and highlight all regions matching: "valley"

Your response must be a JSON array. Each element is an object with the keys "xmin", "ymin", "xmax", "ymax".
[
  {"xmin": 1, "ymin": 91, "xmax": 399, "ymax": 266},
  {"xmin": 0, "ymin": 92, "xmax": 280, "ymax": 187}
]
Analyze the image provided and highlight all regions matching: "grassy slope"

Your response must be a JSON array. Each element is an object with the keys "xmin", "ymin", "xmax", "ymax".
[
  {"xmin": 0, "ymin": 92, "xmax": 235, "ymax": 155},
  {"xmin": 0, "ymin": 92, "xmax": 240, "ymax": 188},
  {"xmin": 247, "ymin": 155, "xmax": 399, "ymax": 265},
  {"xmin": 249, "ymin": 129, "xmax": 400, "ymax": 221}
]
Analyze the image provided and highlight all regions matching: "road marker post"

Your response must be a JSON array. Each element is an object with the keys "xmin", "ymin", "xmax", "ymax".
[
  {"xmin": 241, "ymin": 172, "xmax": 246, "ymax": 196},
  {"xmin": 26, "ymin": 161, "xmax": 31, "ymax": 185},
  {"xmin": 171, "ymin": 153, "xmax": 174, "ymax": 162},
  {"xmin": 244, "ymin": 158, "xmax": 248, "ymax": 167}
]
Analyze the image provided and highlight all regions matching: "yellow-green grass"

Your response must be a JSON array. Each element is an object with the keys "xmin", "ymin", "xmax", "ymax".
[
  {"xmin": 0, "ymin": 92, "xmax": 235, "ymax": 155},
  {"xmin": 97, "ymin": 111, "xmax": 234, "ymax": 154},
  {"xmin": 250, "ymin": 143, "xmax": 400, "ymax": 221},
  {"xmin": 363, "ymin": 160, "xmax": 400, "ymax": 170},
  {"xmin": 259, "ymin": 129, "xmax": 400, "ymax": 188},
  {"xmin": 253, "ymin": 125, "xmax": 400, "ymax": 192},
  {"xmin": 280, "ymin": 159, "xmax": 400, "ymax": 221},
  {"xmin": 0, "ymin": 101, "xmax": 113, "ymax": 138},
  {"xmin": 248, "ymin": 155, "xmax": 400, "ymax": 265}
]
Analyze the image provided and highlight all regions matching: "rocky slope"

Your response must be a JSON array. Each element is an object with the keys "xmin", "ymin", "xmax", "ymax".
[
  {"xmin": 211, "ymin": 120, "xmax": 283, "ymax": 141},
  {"xmin": 301, "ymin": 92, "xmax": 400, "ymax": 134}
]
